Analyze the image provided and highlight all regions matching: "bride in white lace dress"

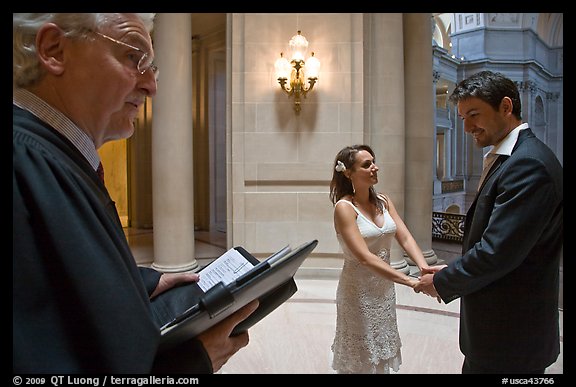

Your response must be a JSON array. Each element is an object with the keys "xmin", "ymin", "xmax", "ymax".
[{"xmin": 329, "ymin": 145, "xmax": 438, "ymax": 374}]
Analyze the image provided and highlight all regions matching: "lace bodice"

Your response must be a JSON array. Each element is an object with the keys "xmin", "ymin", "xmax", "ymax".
[{"xmin": 331, "ymin": 199, "xmax": 402, "ymax": 374}]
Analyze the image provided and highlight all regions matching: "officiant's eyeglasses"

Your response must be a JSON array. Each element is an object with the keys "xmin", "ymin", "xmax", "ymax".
[{"xmin": 92, "ymin": 31, "xmax": 159, "ymax": 81}]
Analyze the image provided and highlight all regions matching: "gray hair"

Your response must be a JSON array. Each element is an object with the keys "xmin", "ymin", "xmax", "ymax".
[{"xmin": 13, "ymin": 13, "xmax": 155, "ymax": 88}]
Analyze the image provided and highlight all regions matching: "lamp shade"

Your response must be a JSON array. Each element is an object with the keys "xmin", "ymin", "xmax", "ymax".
[
  {"xmin": 306, "ymin": 52, "xmax": 320, "ymax": 79},
  {"xmin": 289, "ymin": 31, "xmax": 308, "ymax": 62},
  {"xmin": 274, "ymin": 54, "xmax": 290, "ymax": 79}
]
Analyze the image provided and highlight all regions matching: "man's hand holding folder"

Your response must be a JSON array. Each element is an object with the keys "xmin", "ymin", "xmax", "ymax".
[
  {"xmin": 150, "ymin": 272, "xmax": 200, "ymax": 299},
  {"xmin": 197, "ymin": 299, "xmax": 259, "ymax": 372}
]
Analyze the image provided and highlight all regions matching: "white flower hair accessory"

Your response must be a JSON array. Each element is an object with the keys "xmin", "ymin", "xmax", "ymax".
[{"xmin": 335, "ymin": 160, "xmax": 346, "ymax": 172}]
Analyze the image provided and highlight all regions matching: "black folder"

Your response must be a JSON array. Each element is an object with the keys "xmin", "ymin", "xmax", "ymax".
[{"xmin": 151, "ymin": 239, "xmax": 318, "ymax": 352}]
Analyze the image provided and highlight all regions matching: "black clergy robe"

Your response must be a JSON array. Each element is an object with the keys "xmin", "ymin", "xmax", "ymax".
[{"xmin": 13, "ymin": 105, "xmax": 212, "ymax": 373}]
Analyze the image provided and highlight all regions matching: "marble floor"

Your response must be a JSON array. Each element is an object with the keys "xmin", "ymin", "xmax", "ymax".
[{"xmin": 126, "ymin": 229, "xmax": 563, "ymax": 374}]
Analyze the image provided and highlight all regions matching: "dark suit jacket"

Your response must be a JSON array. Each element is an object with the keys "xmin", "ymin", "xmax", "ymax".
[
  {"xmin": 434, "ymin": 128, "xmax": 563, "ymax": 372},
  {"xmin": 13, "ymin": 105, "xmax": 212, "ymax": 373}
]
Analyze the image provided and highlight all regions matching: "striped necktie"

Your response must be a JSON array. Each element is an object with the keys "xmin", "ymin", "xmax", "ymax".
[{"xmin": 478, "ymin": 153, "xmax": 498, "ymax": 191}]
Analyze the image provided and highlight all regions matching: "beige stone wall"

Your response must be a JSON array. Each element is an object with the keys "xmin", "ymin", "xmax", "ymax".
[{"xmin": 229, "ymin": 13, "xmax": 365, "ymax": 260}]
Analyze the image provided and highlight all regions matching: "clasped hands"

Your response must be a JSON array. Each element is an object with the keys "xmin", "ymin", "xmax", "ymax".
[{"xmin": 413, "ymin": 265, "xmax": 446, "ymax": 303}]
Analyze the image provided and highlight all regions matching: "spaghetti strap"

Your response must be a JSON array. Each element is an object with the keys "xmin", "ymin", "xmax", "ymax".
[
  {"xmin": 377, "ymin": 193, "xmax": 389, "ymax": 211},
  {"xmin": 335, "ymin": 199, "xmax": 360, "ymax": 214}
]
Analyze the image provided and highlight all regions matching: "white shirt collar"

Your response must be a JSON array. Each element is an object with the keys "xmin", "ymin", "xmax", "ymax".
[
  {"xmin": 13, "ymin": 88, "xmax": 101, "ymax": 171},
  {"xmin": 485, "ymin": 122, "xmax": 529, "ymax": 158}
]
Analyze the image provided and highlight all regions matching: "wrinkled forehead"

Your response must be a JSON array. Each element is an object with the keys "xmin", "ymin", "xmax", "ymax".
[{"xmin": 101, "ymin": 14, "xmax": 153, "ymax": 53}]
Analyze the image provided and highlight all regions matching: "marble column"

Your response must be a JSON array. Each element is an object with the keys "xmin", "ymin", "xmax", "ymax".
[
  {"xmin": 432, "ymin": 69, "xmax": 443, "ymax": 197},
  {"xmin": 151, "ymin": 13, "xmax": 198, "ymax": 272},
  {"xmin": 129, "ymin": 97, "xmax": 154, "ymax": 229},
  {"xmin": 364, "ymin": 13, "xmax": 410, "ymax": 274},
  {"xmin": 402, "ymin": 13, "xmax": 437, "ymax": 266}
]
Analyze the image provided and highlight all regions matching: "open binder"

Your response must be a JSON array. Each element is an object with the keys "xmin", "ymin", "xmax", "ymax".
[{"xmin": 151, "ymin": 239, "xmax": 318, "ymax": 351}]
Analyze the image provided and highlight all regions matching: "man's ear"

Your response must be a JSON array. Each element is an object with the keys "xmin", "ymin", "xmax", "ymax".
[
  {"xmin": 35, "ymin": 23, "xmax": 66, "ymax": 76},
  {"xmin": 500, "ymin": 96, "xmax": 513, "ymax": 116}
]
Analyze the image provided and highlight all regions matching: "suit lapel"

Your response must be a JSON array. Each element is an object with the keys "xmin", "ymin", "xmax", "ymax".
[{"xmin": 463, "ymin": 154, "xmax": 509, "ymax": 251}]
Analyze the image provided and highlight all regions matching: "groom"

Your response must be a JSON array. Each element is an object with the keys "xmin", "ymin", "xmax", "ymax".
[{"xmin": 415, "ymin": 71, "xmax": 563, "ymax": 374}]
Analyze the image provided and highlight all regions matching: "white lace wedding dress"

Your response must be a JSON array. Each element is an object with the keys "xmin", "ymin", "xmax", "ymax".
[{"xmin": 331, "ymin": 199, "xmax": 402, "ymax": 374}]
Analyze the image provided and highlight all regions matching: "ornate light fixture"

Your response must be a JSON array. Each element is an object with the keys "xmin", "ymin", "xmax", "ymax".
[{"xmin": 275, "ymin": 31, "xmax": 320, "ymax": 114}]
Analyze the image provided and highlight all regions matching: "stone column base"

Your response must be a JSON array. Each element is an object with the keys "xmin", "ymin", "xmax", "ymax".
[
  {"xmin": 151, "ymin": 260, "xmax": 199, "ymax": 273},
  {"xmin": 404, "ymin": 249, "xmax": 438, "ymax": 266},
  {"xmin": 391, "ymin": 258, "xmax": 411, "ymax": 274}
]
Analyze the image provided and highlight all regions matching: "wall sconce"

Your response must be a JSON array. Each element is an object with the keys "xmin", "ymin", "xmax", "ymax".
[{"xmin": 274, "ymin": 31, "xmax": 320, "ymax": 114}]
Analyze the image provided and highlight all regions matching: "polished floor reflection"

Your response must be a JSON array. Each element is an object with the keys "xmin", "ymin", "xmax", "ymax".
[{"xmin": 126, "ymin": 229, "xmax": 563, "ymax": 374}]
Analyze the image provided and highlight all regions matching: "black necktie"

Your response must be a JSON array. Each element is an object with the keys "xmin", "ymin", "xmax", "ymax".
[{"xmin": 96, "ymin": 162, "xmax": 105, "ymax": 183}]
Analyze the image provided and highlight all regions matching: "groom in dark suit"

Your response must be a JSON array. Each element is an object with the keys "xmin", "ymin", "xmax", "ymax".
[{"xmin": 415, "ymin": 71, "xmax": 563, "ymax": 374}]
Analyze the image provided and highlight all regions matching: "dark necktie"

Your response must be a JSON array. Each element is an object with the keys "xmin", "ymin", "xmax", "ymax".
[{"xmin": 96, "ymin": 162, "xmax": 105, "ymax": 183}]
